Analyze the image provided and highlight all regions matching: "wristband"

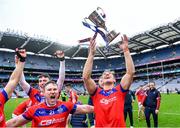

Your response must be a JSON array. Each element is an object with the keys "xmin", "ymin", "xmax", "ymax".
[
  {"xmin": 59, "ymin": 56, "xmax": 65, "ymax": 61},
  {"xmin": 15, "ymin": 48, "xmax": 26, "ymax": 62},
  {"xmin": 123, "ymin": 48, "xmax": 129, "ymax": 53}
]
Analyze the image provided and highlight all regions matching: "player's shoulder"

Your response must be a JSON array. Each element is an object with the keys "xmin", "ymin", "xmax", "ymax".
[
  {"xmin": 31, "ymin": 87, "xmax": 40, "ymax": 92},
  {"xmin": 28, "ymin": 87, "xmax": 40, "ymax": 96},
  {"xmin": 155, "ymin": 89, "xmax": 160, "ymax": 94},
  {"xmin": 61, "ymin": 100, "xmax": 74, "ymax": 107},
  {"xmin": 32, "ymin": 102, "xmax": 44, "ymax": 108}
]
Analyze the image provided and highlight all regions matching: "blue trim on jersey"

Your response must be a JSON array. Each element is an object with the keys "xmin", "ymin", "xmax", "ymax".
[
  {"xmin": 2, "ymin": 89, "xmax": 8, "ymax": 102},
  {"xmin": 34, "ymin": 94, "xmax": 43, "ymax": 102},
  {"xmin": 120, "ymin": 84, "xmax": 129, "ymax": 92},
  {"xmin": 34, "ymin": 104, "xmax": 69, "ymax": 117},
  {"xmin": 22, "ymin": 114, "xmax": 32, "ymax": 121},
  {"xmin": 99, "ymin": 88, "xmax": 118, "ymax": 96},
  {"xmin": 70, "ymin": 104, "xmax": 77, "ymax": 114},
  {"xmin": 27, "ymin": 87, "xmax": 32, "ymax": 96},
  {"xmin": 90, "ymin": 87, "xmax": 98, "ymax": 96}
]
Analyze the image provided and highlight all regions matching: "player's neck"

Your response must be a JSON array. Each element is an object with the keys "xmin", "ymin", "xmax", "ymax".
[
  {"xmin": 39, "ymin": 87, "xmax": 43, "ymax": 93},
  {"xmin": 103, "ymin": 84, "xmax": 114, "ymax": 90},
  {"xmin": 45, "ymin": 100, "xmax": 57, "ymax": 107}
]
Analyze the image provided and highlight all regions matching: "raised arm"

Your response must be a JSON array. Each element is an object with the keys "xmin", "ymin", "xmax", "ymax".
[
  {"xmin": 6, "ymin": 115, "xmax": 29, "ymax": 127},
  {"xmin": 19, "ymin": 72, "xmax": 31, "ymax": 94},
  {"xmin": 120, "ymin": 35, "xmax": 135, "ymax": 90},
  {"xmin": 4, "ymin": 48, "xmax": 26, "ymax": 99},
  {"xmin": 55, "ymin": 50, "xmax": 65, "ymax": 91},
  {"xmin": 74, "ymin": 104, "xmax": 94, "ymax": 114},
  {"xmin": 82, "ymin": 38, "xmax": 97, "ymax": 95}
]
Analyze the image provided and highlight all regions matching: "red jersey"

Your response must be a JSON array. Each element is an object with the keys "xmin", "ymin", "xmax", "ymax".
[
  {"xmin": 13, "ymin": 99, "xmax": 32, "ymax": 115},
  {"xmin": 22, "ymin": 101, "xmax": 77, "ymax": 127},
  {"xmin": 0, "ymin": 89, "xmax": 9, "ymax": 127},
  {"xmin": 28, "ymin": 87, "xmax": 45, "ymax": 106},
  {"xmin": 91, "ymin": 84, "xmax": 127, "ymax": 127},
  {"xmin": 68, "ymin": 90, "xmax": 78, "ymax": 103},
  {"xmin": 136, "ymin": 88, "xmax": 145, "ymax": 102}
]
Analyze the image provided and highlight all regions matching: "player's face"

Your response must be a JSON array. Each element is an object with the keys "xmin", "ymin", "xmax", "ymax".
[
  {"xmin": 149, "ymin": 82, "xmax": 155, "ymax": 89},
  {"xmin": 65, "ymin": 86, "xmax": 70, "ymax": 93},
  {"xmin": 38, "ymin": 77, "xmax": 50, "ymax": 89},
  {"xmin": 44, "ymin": 83, "xmax": 59, "ymax": 106},
  {"xmin": 102, "ymin": 71, "xmax": 115, "ymax": 85}
]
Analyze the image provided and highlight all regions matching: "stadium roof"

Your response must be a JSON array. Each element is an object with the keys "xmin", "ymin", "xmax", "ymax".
[{"xmin": 0, "ymin": 20, "xmax": 180, "ymax": 59}]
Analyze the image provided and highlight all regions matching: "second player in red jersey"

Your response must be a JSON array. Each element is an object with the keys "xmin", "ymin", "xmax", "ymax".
[
  {"xmin": 83, "ymin": 35, "xmax": 135, "ymax": 127},
  {"xmin": 19, "ymin": 50, "xmax": 65, "ymax": 106}
]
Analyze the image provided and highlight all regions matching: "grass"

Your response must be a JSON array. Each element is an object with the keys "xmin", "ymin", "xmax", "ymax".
[{"xmin": 4, "ymin": 93, "xmax": 180, "ymax": 127}]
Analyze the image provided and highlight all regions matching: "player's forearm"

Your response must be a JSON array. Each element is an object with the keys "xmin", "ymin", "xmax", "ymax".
[
  {"xmin": 83, "ymin": 54, "xmax": 94, "ymax": 80},
  {"xmin": 9, "ymin": 62, "xmax": 25, "ymax": 84},
  {"xmin": 156, "ymin": 97, "xmax": 161, "ymax": 110},
  {"xmin": 19, "ymin": 72, "xmax": 31, "ymax": 94},
  {"xmin": 120, "ymin": 49, "xmax": 135, "ymax": 90},
  {"xmin": 123, "ymin": 49, "xmax": 135, "ymax": 76},
  {"xmin": 6, "ymin": 118, "xmax": 20, "ymax": 127},
  {"xmin": 76, "ymin": 105, "xmax": 94, "ymax": 114},
  {"xmin": 57, "ymin": 60, "xmax": 65, "ymax": 91},
  {"xmin": 82, "ymin": 53, "xmax": 97, "ymax": 94},
  {"xmin": 71, "ymin": 92, "xmax": 76, "ymax": 103},
  {"xmin": 5, "ymin": 62, "xmax": 25, "ymax": 97}
]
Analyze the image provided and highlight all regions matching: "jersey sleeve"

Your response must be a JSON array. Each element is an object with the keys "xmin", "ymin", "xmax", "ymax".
[
  {"xmin": 119, "ymin": 83, "xmax": 129, "ymax": 93},
  {"xmin": 28, "ymin": 87, "xmax": 38, "ymax": 97},
  {"xmin": 65, "ymin": 101, "xmax": 77, "ymax": 114},
  {"xmin": 13, "ymin": 99, "xmax": 31, "ymax": 115},
  {"xmin": 0, "ymin": 89, "xmax": 9, "ymax": 104},
  {"xmin": 22, "ymin": 106, "xmax": 35, "ymax": 121},
  {"xmin": 28, "ymin": 87, "xmax": 42, "ymax": 104},
  {"xmin": 156, "ymin": 91, "xmax": 161, "ymax": 110}
]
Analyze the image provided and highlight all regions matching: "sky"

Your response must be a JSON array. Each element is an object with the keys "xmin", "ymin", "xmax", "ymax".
[{"xmin": 0, "ymin": 0, "xmax": 180, "ymax": 46}]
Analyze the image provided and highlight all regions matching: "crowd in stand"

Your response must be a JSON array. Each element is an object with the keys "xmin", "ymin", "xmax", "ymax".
[{"xmin": 0, "ymin": 34, "xmax": 179, "ymax": 128}]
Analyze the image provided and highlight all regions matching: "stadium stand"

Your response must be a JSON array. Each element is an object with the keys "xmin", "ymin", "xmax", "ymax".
[{"xmin": 0, "ymin": 20, "xmax": 180, "ymax": 95}]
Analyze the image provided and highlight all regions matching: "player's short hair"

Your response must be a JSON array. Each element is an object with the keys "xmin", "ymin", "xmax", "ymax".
[
  {"xmin": 149, "ymin": 81, "xmax": 155, "ymax": 85},
  {"xmin": 38, "ymin": 73, "xmax": 51, "ymax": 79},
  {"xmin": 43, "ymin": 80, "xmax": 57, "ymax": 88},
  {"xmin": 65, "ymin": 83, "xmax": 72, "ymax": 88}
]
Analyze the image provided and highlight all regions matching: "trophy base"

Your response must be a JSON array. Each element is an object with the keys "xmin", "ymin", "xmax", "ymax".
[{"xmin": 107, "ymin": 32, "xmax": 120, "ymax": 43}]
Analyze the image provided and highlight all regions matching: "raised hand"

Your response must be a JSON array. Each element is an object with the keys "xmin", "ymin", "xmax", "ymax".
[
  {"xmin": 54, "ymin": 50, "xmax": 65, "ymax": 59},
  {"xmin": 119, "ymin": 34, "xmax": 129, "ymax": 52},
  {"xmin": 15, "ymin": 48, "xmax": 26, "ymax": 62}
]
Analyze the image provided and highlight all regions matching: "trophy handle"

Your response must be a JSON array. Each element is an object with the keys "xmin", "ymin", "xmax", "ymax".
[{"xmin": 97, "ymin": 7, "xmax": 106, "ymax": 19}]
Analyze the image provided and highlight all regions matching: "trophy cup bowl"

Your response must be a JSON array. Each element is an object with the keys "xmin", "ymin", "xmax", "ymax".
[
  {"xmin": 84, "ymin": 7, "xmax": 120, "ymax": 44},
  {"xmin": 88, "ymin": 7, "xmax": 106, "ymax": 30}
]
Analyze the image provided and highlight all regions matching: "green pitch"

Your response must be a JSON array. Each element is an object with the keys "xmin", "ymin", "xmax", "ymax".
[{"xmin": 5, "ymin": 93, "xmax": 180, "ymax": 127}]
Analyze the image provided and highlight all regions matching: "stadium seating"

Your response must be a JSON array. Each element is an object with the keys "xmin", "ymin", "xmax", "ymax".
[{"xmin": 0, "ymin": 44, "xmax": 179, "ymax": 94}]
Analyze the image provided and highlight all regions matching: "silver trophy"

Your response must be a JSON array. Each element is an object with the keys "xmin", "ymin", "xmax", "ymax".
[{"xmin": 85, "ymin": 7, "xmax": 120, "ymax": 43}]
